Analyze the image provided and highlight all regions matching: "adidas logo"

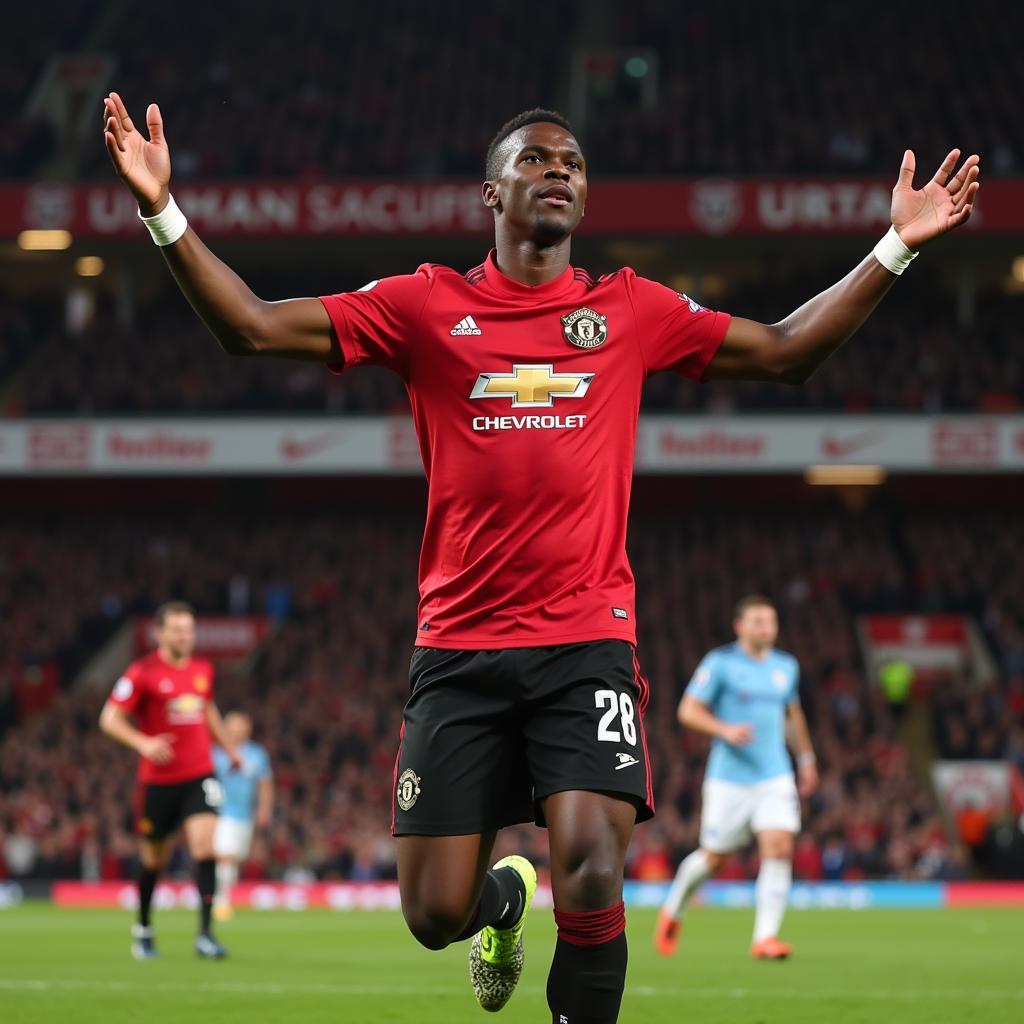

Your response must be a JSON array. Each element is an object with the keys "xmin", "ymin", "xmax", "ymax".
[{"xmin": 450, "ymin": 315, "xmax": 482, "ymax": 336}]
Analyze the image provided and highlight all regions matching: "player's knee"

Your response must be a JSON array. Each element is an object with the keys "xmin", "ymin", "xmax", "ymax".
[
  {"xmin": 401, "ymin": 898, "xmax": 468, "ymax": 951},
  {"xmin": 558, "ymin": 853, "xmax": 621, "ymax": 909}
]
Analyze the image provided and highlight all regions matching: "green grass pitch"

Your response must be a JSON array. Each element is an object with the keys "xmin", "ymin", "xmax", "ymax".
[{"xmin": 0, "ymin": 905, "xmax": 1019, "ymax": 1023}]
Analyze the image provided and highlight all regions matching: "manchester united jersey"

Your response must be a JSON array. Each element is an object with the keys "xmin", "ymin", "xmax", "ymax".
[
  {"xmin": 320, "ymin": 251, "xmax": 730, "ymax": 649},
  {"xmin": 108, "ymin": 651, "xmax": 216, "ymax": 783}
]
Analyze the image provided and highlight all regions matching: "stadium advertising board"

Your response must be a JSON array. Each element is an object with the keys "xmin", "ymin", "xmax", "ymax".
[
  {"xmin": 2, "ymin": 417, "xmax": 1024, "ymax": 474},
  {"xmin": 133, "ymin": 616, "xmax": 270, "ymax": 658},
  {"xmin": 49, "ymin": 880, "xmax": 1024, "ymax": 910},
  {"xmin": 3, "ymin": 178, "xmax": 1023, "ymax": 237}
]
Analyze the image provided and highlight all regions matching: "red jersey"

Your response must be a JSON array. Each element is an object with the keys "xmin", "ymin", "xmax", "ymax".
[
  {"xmin": 108, "ymin": 652, "xmax": 216, "ymax": 784},
  {"xmin": 320, "ymin": 252, "xmax": 730, "ymax": 649}
]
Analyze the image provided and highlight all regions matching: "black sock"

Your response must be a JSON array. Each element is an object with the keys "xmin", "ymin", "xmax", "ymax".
[
  {"xmin": 138, "ymin": 867, "xmax": 159, "ymax": 928},
  {"xmin": 547, "ymin": 904, "xmax": 628, "ymax": 1024},
  {"xmin": 453, "ymin": 866, "xmax": 526, "ymax": 941},
  {"xmin": 196, "ymin": 858, "xmax": 216, "ymax": 935}
]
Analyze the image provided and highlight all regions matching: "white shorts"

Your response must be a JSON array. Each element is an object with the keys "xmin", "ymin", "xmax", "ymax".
[
  {"xmin": 213, "ymin": 817, "xmax": 254, "ymax": 861},
  {"xmin": 699, "ymin": 774, "xmax": 800, "ymax": 853}
]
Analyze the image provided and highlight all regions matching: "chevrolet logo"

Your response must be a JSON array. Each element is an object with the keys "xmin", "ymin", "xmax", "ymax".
[{"xmin": 469, "ymin": 364, "xmax": 594, "ymax": 408}]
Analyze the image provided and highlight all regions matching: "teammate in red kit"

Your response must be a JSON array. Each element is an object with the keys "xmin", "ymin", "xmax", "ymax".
[
  {"xmin": 103, "ymin": 90, "xmax": 979, "ymax": 1020},
  {"xmin": 100, "ymin": 601, "xmax": 241, "ymax": 960}
]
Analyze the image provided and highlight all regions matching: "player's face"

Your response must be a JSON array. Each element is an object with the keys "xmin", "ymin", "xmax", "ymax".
[
  {"xmin": 485, "ymin": 122, "xmax": 587, "ymax": 245},
  {"xmin": 735, "ymin": 605, "xmax": 778, "ymax": 650},
  {"xmin": 159, "ymin": 612, "xmax": 196, "ymax": 660},
  {"xmin": 226, "ymin": 713, "xmax": 252, "ymax": 744}
]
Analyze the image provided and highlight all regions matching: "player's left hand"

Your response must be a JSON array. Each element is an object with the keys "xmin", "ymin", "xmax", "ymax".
[
  {"xmin": 890, "ymin": 148, "xmax": 980, "ymax": 250},
  {"xmin": 797, "ymin": 761, "xmax": 819, "ymax": 797}
]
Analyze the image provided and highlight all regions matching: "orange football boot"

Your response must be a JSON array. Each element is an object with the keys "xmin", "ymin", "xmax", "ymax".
[
  {"xmin": 750, "ymin": 936, "xmax": 792, "ymax": 960},
  {"xmin": 654, "ymin": 910, "xmax": 680, "ymax": 956}
]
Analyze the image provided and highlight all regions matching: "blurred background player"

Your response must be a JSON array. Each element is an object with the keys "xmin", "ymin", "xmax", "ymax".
[
  {"xmin": 212, "ymin": 710, "xmax": 273, "ymax": 921},
  {"xmin": 655, "ymin": 595, "xmax": 818, "ymax": 960},
  {"xmin": 99, "ymin": 601, "xmax": 241, "ymax": 959}
]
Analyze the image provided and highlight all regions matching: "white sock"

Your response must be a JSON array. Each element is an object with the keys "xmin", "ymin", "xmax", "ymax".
[
  {"xmin": 663, "ymin": 849, "xmax": 713, "ymax": 920},
  {"xmin": 214, "ymin": 861, "xmax": 238, "ymax": 908},
  {"xmin": 753, "ymin": 858, "xmax": 792, "ymax": 943}
]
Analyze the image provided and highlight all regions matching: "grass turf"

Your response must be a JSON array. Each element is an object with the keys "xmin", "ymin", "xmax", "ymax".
[{"xmin": 0, "ymin": 904, "xmax": 1019, "ymax": 1023}]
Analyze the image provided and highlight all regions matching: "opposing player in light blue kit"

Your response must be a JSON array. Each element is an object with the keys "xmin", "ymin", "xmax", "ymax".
[
  {"xmin": 211, "ymin": 710, "xmax": 273, "ymax": 920},
  {"xmin": 655, "ymin": 595, "xmax": 817, "ymax": 960}
]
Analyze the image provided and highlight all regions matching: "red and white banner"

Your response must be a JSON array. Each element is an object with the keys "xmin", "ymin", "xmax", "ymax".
[
  {"xmin": 932, "ymin": 761, "xmax": 1012, "ymax": 819},
  {"xmin": 133, "ymin": 616, "xmax": 270, "ymax": 659},
  {"xmin": 3, "ymin": 178, "xmax": 1023, "ymax": 238},
  {"xmin": 861, "ymin": 614, "xmax": 972, "ymax": 675},
  {"xmin": 2, "ymin": 415, "xmax": 1024, "ymax": 475}
]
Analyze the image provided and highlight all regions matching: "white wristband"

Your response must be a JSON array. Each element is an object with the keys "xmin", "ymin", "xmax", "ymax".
[
  {"xmin": 873, "ymin": 225, "xmax": 918, "ymax": 276},
  {"xmin": 138, "ymin": 194, "xmax": 188, "ymax": 246}
]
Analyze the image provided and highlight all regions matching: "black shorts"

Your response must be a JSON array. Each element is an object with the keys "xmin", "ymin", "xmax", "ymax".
[
  {"xmin": 392, "ymin": 640, "xmax": 654, "ymax": 836},
  {"xmin": 135, "ymin": 774, "xmax": 222, "ymax": 841}
]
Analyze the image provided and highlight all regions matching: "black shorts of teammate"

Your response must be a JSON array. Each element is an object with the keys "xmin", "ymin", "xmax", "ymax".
[
  {"xmin": 135, "ymin": 774, "xmax": 222, "ymax": 841},
  {"xmin": 391, "ymin": 640, "xmax": 654, "ymax": 836}
]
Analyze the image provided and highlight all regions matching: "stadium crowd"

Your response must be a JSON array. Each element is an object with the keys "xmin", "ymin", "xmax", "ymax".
[
  {"xmin": 3, "ymin": 1, "xmax": 1022, "ymax": 181},
  {"xmin": 2, "ymin": 508, "xmax": 1020, "ymax": 883},
  {"xmin": 4, "ymin": 282, "xmax": 1021, "ymax": 416}
]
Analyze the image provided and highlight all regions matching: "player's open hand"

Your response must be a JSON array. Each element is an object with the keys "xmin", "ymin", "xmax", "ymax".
[
  {"xmin": 722, "ymin": 723, "xmax": 754, "ymax": 747},
  {"xmin": 139, "ymin": 733, "xmax": 176, "ymax": 765},
  {"xmin": 103, "ymin": 92, "xmax": 171, "ymax": 215},
  {"xmin": 890, "ymin": 149, "xmax": 980, "ymax": 251}
]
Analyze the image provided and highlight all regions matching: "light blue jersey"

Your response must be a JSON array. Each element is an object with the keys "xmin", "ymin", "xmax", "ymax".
[
  {"xmin": 685, "ymin": 643, "xmax": 800, "ymax": 785},
  {"xmin": 213, "ymin": 741, "xmax": 271, "ymax": 822}
]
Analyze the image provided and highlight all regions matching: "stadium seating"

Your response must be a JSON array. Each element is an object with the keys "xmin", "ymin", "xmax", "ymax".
[
  {"xmin": 3, "ymin": 1, "xmax": 1021, "ymax": 181},
  {"xmin": 4, "ymin": 282, "xmax": 1021, "ymax": 415},
  {"xmin": 2, "ymin": 508, "xmax": 1019, "ymax": 883}
]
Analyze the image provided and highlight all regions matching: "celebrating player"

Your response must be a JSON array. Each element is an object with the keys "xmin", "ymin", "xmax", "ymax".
[
  {"xmin": 99, "ymin": 601, "xmax": 241, "ymax": 960},
  {"xmin": 212, "ymin": 710, "xmax": 273, "ymax": 920},
  {"xmin": 102, "ymin": 87, "xmax": 978, "ymax": 1021},
  {"xmin": 656, "ymin": 596, "xmax": 818, "ymax": 959}
]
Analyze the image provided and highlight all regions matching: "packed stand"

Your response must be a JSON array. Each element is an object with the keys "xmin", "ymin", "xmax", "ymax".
[
  {"xmin": 5, "ymin": 281, "xmax": 1022, "ymax": 416},
  {"xmin": 588, "ymin": 0, "xmax": 1022, "ymax": 178},
  {"xmin": 3, "ymin": 1, "xmax": 1022, "ymax": 181},
  {"xmin": 4, "ymin": 507, "xmax": 1022, "ymax": 883}
]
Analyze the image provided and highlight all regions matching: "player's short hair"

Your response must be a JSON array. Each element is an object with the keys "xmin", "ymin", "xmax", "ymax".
[
  {"xmin": 485, "ymin": 108, "xmax": 576, "ymax": 180},
  {"xmin": 155, "ymin": 600, "xmax": 196, "ymax": 625},
  {"xmin": 734, "ymin": 594, "xmax": 775, "ymax": 620}
]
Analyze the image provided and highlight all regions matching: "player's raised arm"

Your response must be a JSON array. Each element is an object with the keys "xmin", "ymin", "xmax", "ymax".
[
  {"xmin": 704, "ymin": 149, "xmax": 981, "ymax": 384},
  {"xmin": 103, "ymin": 92, "xmax": 336, "ymax": 363}
]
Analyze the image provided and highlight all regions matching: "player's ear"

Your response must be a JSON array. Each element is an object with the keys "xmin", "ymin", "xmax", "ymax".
[{"xmin": 481, "ymin": 180, "xmax": 501, "ymax": 213}]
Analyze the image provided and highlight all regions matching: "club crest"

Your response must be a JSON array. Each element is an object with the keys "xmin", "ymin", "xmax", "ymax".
[{"xmin": 561, "ymin": 307, "xmax": 608, "ymax": 349}]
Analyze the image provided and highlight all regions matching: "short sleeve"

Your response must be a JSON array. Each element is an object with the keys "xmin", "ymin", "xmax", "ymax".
[
  {"xmin": 628, "ymin": 275, "xmax": 731, "ymax": 380},
  {"xmin": 685, "ymin": 652, "xmax": 722, "ymax": 705},
  {"xmin": 788, "ymin": 659, "xmax": 801, "ymax": 705},
  {"xmin": 108, "ymin": 662, "xmax": 145, "ymax": 713},
  {"xmin": 318, "ymin": 267, "xmax": 434, "ymax": 377}
]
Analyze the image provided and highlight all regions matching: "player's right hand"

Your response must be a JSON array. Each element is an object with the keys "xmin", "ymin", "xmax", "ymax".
[
  {"xmin": 102, "ymin": 92, "xmax": 171, "ymax": 216},
  {"xmin": 138, "ymin": 733, "xmax": 176, "ymax": 765},
  {"xmin": 722, "ymin": 723, "xmax": 754, "ymax": 747}
]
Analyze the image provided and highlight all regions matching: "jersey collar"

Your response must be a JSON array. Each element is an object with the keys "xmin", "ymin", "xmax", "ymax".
[{"xmin": 481, "ymin": 249, "xmax": 577, "ymax": 300}]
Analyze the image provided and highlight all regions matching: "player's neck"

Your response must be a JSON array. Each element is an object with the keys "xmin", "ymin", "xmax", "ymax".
[
  {"xmin": 157, "ymin": 647, "xmax": 190, "ymax": 669},
  {"xmin": 492, "ymin": 234, "xmax": 572, "ymax": 287},
  {"xmin": 738, "ymin": 640, "xmax": 769, "ymax": 660}
]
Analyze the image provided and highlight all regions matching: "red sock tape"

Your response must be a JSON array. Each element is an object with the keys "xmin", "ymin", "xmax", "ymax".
[{"xmin": 553, "ymin": 901, "xmax": 626, "ymax": 947}]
